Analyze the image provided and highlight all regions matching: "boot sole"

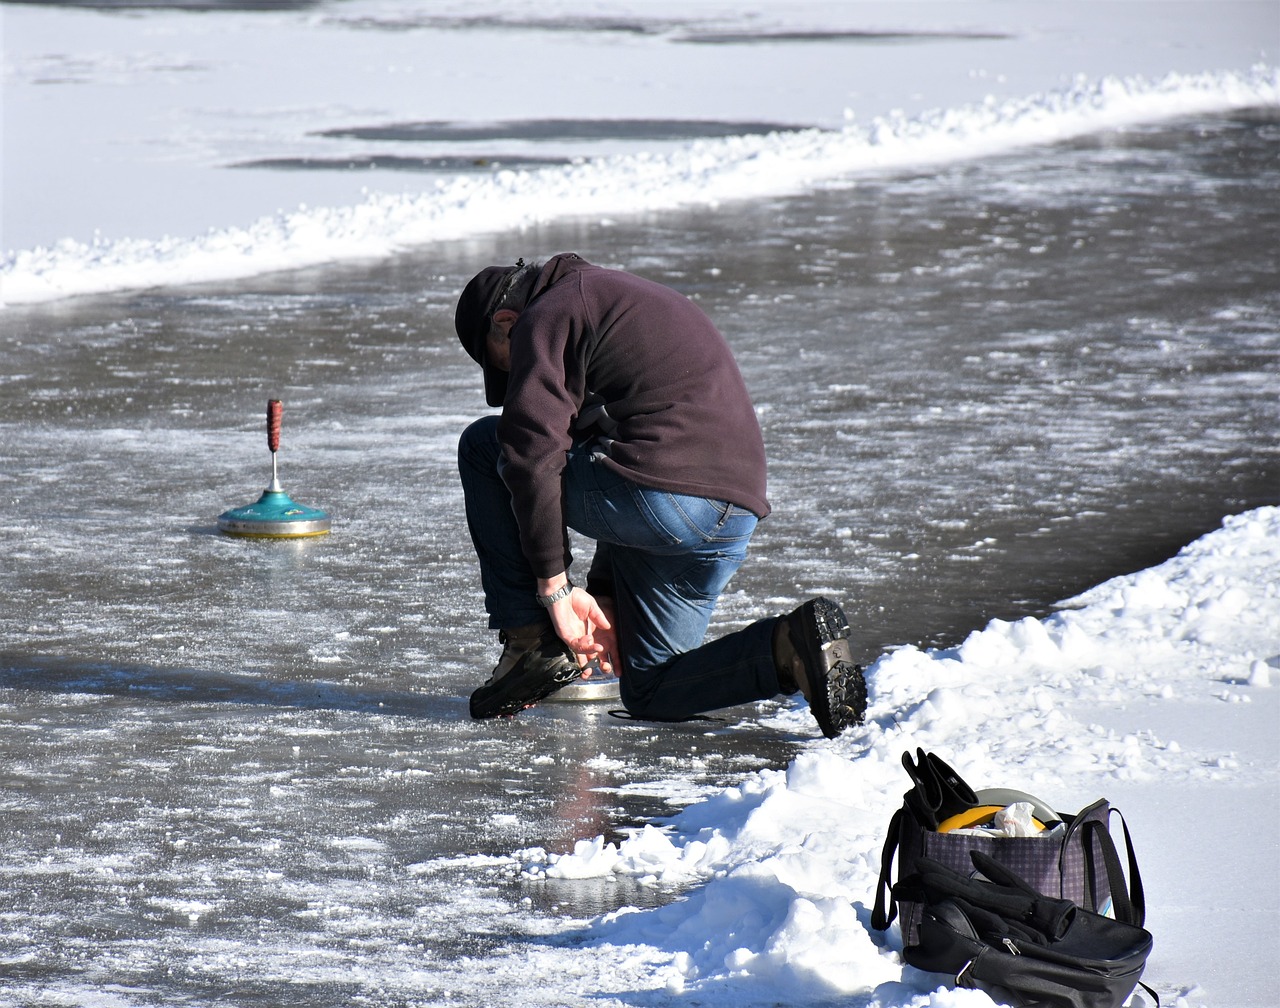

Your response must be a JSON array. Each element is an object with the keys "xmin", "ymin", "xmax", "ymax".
[
  {"xmin": 470, "ymin": 654, "xmax": 583, "ymax": 719},
  {"xmin": 794, "ymin": 597, "xmax": 868, "ymax": 739}
]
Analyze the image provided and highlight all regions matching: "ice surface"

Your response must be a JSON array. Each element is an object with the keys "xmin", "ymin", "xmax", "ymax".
[{"xmin": 1, "ymin": 3, "xmax": 1278, "ymax": 1006}]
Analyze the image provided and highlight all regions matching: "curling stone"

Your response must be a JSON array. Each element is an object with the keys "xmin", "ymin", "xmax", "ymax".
[
  {"xmin": 218, "ymin": 399, "xmax": 331, "ymax": 538},
  {"xmin": 543, "ymin": 660, "xmax": 622, "ymax": 702}
]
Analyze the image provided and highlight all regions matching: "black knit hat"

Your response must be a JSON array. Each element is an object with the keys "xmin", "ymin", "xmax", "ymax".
[{"xmin": 455, "ymin": 261, "xmax": 530, "ymax": 407}]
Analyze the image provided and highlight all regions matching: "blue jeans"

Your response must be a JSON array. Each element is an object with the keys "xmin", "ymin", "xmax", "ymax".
[{"xmin": 458, "ymin": 416, "xmax": 782, "ymax": 720}]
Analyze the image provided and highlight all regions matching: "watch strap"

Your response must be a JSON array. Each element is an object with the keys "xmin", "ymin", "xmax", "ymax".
[{"xmin": 535, "ymin": 582, "xmax": 573, "ymax": 607}]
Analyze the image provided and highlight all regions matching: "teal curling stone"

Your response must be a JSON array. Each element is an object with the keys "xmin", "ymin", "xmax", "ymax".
[
  {"xmin": 217, "ymin": 483, "xmax": 331, "ymax": 539},
  {"xmin": 219, "ymin": 399, "xmax": 331, "ymax": 539}
]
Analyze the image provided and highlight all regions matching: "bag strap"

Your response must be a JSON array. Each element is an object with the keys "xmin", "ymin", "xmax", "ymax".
[
  {"xmin": 871, "ymin": 806, "xmax": 905, "ymax": 930},
  {"xmin": 1114, "ymin": 810, "xmax": 1146, "ymax": 925},
  {"xmin": 1081, "ymin": 811, "xmax": 1146, "ymax": 927}
]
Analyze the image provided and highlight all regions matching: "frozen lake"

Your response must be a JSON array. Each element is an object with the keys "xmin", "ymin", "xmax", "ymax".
[
  {"xmin": 3, "ymin": 0, "xmax": 1279, "ymax": 1002},
  {"xmin": 1, "ymin": 106, "xmax": 1277, "ymax": 1004}
]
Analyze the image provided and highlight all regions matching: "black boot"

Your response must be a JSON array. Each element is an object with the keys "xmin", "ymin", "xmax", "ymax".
[
  {"xmin": 774, "ymin": 597, "xmax": 867, "ymax": 739},
  {"xmin": 469, "ymin": 622, "xmax": 583, "ymax": 719}
]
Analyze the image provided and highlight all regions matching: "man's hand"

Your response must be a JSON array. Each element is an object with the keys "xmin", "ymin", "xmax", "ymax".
[{"xmin": 538, "ymin": 576, "xmax": 615, "ymax": 674}]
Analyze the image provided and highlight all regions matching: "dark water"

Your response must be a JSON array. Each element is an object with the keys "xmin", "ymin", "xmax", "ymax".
[{"xmin": 0, "ymin": 110, "xmax": 1277, "ymax": 1002}]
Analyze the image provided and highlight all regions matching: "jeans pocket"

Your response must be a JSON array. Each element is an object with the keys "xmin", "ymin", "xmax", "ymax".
[
  {"xmin": 634, "ymin": 489, "xmax": 758, "ymax": 548},
  {"xmin": 569, "ymin": 462, "xmax": 758, "ymax": 553},
  {"xmin": 632, "ymin": 488, "xmax": 700, "ymax": 548},
  {"xmin": 580, "ymin": 487, "xmax": 679, "ymax": 550}
]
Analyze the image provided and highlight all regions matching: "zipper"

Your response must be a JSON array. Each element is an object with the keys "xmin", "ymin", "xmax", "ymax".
[{"xmin": 1002, "ymin": 938, "xmax": 1021, "ymax": 955}]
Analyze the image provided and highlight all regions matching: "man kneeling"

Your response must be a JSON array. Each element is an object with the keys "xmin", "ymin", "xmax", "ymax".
[{"xmin": 454, "ymin": 253, "xmax": 866, "ymax": 737}]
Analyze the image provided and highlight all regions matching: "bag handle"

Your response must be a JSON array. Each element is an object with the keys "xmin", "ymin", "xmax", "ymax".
[
  {"xmin": 1082, "ymin": 810, "xmax": 1146, "ymax": 927},
  {"xmin": 871, "ymin": 806, "xmax": 904, "ymax": 930}
]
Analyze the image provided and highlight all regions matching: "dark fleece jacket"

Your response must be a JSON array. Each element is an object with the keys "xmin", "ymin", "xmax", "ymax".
[{"xmin": 496, "ymin": 253, "xmax": 770, "ymax": 578}]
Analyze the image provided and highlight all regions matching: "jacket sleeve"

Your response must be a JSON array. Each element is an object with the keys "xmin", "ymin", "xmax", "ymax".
[{"xmin": 495, "ymin": 288, "xmax": 590, "ymax": 578}]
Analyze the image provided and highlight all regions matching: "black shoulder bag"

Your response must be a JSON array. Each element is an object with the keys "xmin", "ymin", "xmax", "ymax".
[{"xmin": 898, "ymin": 851, "xmax": 1156, "ymax": 1008}]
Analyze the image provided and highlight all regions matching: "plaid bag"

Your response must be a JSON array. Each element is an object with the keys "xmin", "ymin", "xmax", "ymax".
[{"xmin": 871, "ymin": 750, "xmax": 1145, "ymax": 947}]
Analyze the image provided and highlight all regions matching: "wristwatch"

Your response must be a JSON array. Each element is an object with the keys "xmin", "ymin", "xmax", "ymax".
[{"xmin": 535, "ymin": 582, "xmax": 573, "ymax": 607}]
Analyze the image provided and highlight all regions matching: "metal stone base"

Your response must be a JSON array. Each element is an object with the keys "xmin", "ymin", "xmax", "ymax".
[{"xmin": 544, "ymin": 668, "xmax": 622, "ymax": 702}]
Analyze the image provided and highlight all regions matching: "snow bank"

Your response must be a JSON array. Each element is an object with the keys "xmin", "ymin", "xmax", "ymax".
[
  {"xmin": 3, "ymin": 67, "xmax": 1276, "ymax": 307},
  {"xmin": 512, "ymin": 507, "xmax": 1279, "ymax": 1003}
]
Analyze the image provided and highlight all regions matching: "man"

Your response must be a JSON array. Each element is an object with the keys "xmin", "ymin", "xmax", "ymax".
[{"xmin": 454, "ymin": 253, "xmax": 866, "ymax": 737}]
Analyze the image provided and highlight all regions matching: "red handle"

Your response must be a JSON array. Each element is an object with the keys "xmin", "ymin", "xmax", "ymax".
[{"xmin": 267, "ymin": 399, "xmax": 282, "ymax": 453}]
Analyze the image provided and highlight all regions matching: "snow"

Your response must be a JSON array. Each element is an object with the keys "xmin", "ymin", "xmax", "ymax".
[
  {"xmin": 490, "ymin": 508, "xmax": 1278, "ymax": 1006},
  {"xmin": 1, "ymin": 2, "xmax": 1278, "ymax": 1005},
  {"xmin": 3, "ymin": 1, "xmax": 1278, "ymax": 305}
]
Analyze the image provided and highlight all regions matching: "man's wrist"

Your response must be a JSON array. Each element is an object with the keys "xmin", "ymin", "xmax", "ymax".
[{"xmin": 535, "ymin": 580, "xmax": 573, "ymax": 607}]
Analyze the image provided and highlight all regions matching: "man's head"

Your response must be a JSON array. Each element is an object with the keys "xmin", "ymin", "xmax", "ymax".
[{"xmin": 455, "ymin": 260, "xmax": 537, "ymax": 406}]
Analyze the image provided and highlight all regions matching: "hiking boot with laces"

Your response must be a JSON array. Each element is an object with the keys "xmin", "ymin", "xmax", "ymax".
[
  {"xmin": 469, "ymin": 622, "xmax": 583, "ymax": 719},
  {"xmin": 774, "ymin": 597, "xmax": 867, "ymax": 739}
]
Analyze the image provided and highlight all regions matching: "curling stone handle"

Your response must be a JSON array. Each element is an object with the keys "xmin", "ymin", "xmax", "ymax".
[{"xmin": 267, "ymin": 399, "xmax": 283, "ymax": 454}]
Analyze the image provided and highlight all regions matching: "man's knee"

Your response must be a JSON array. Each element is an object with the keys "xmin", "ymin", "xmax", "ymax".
[
  {"xmin": 459, "ymin": 414, "xmax": 499, "ymax": 449},
  {"xmin": 618, "ymin": 667, "xmax": 663, "ymax": 719},
  {"xmin": 458, "ymin": 415, "xmax": 501, "ymax": 470}
]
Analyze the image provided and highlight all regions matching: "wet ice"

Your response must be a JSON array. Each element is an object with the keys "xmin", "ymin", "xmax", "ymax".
[{"xmin": 1, "ymin": 3, "xmax": 1278, "ymax": 1006}]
